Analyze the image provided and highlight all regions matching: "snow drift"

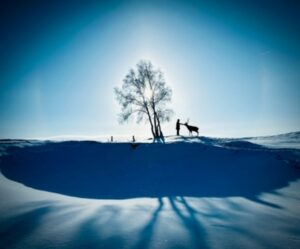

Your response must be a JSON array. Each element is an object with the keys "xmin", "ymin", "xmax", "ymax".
[{"xmin": 0, "ymin": 133, "xmax": 300, "ymax": 249}]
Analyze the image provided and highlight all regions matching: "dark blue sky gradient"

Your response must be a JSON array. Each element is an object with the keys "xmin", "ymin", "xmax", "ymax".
[{"xmin": 0, "ymin": 0, "xmax": 299, "ymax": 138}]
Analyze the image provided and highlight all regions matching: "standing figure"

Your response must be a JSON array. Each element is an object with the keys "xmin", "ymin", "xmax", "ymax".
[{"xmin": 176, "ymin": 119, "xmax": 182, "ymax": 136}]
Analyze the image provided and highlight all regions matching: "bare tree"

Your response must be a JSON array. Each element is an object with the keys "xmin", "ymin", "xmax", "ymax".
[{"xmin": 114, "ymin": 60, "xmax": 173, "ymax": 140}]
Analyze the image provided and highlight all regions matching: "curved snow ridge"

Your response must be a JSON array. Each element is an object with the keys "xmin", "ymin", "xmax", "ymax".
[
  {"xmin": 164, "ymin": 133, "xmax": 300, "ymax": 150},
  {"xmin": 204, "ymin": 131, "xmax": 300, "ymax": 150},
  {"xmin": 219, "ymin": 140, "xmax": 265, "ymax": 149},
  {"xmin": 148, "ymin": 131, "xmax": 300, "ymax": 150},
  {"xmin": 1, "ymin": 131, "xmax": 299, "ymax": 149},
  {"xmin": 245, "ymin": 131, "xmax": 300, "ymax": 149}
]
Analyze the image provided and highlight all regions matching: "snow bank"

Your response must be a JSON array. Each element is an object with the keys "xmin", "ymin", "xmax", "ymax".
[
  {"xmin": 1, "ymin": 139, "xmax": 299, "ymax": 200},
  {"xmin": 0, "ymin": 132, "xmax": 300, "ymax": 249}
]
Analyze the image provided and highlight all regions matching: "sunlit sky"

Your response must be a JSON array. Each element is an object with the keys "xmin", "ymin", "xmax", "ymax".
[{"xmin": 0, "ymin": 0, "xmax": 299, "ymax": 139}]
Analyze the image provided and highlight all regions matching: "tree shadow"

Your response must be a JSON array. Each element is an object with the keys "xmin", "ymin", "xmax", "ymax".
[
  {"xmin": 132, "ymin": 198, "xmax": 163, "ymax": 249},
  {"xmin": 1, "ymin": 141, "xmax": 299, "ymax": 203},
  {"xmin": 168, "ymin": 196, "xmax": 208, "ymax": 249},
  {"xmin": 66, "ymin": 206, "xmax": 126, "ymax": 249},
  {"xmin": 0, "ymin": 193, "xmax": 299, "ymax": 249},
  {"xmin": 0, "ymin": 201, "xmax": 56, "ymax": 248},
  {"xmin": 130, "ymin": 196, "xmax": 209, "ymax": 249}
]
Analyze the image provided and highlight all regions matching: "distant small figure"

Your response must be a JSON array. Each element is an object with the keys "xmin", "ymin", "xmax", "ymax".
[
  {"xmin": 184, "ymin": 120, "xmax": 199, "ymax": 136},
  {"xmin": 176, "ymin": 119, "xmax": 182, "ymax": 136},
  {"xmin": 111, "ymin": 136, "xmax": 113, "ymax": 142},
  {"xmin": 131, "ymin": 135, "xmax": 140, "ymax": 149}
]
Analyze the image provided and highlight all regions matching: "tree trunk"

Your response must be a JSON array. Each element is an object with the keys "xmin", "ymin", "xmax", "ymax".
[
  {"xmin": 144, "ymin": 104, "xmax": 155, "ymax": 138},
  {"xmin": 154, "ymin": 111, "xmax": 163, "ymax": 137},
  {"xmin": 152, "ymin": 102, "xmax": 163, "ymax": 140}
]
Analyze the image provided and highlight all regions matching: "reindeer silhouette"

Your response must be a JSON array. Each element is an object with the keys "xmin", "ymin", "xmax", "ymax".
[{"xmin": 184, "ymin": 119, "xmax": 199, "ymax": 136}]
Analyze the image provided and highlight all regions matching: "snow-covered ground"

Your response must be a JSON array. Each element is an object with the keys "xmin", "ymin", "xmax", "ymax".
[{"xmin": 0, "ymin": 132, "xmax": 300, "ymax": 249}]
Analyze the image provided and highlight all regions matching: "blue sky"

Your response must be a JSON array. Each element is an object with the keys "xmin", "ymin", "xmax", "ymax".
[{"xmin": 0, "ymin": 0, "xmax": 299, "ymax": 139}]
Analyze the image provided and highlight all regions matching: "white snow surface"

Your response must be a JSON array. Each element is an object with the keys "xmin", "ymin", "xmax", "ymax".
[{"xmin": 0, "ymin": 132, "xmax": 300, "ymax": 249}]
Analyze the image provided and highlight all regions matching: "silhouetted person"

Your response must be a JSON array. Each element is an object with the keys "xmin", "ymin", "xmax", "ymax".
[
  {"xmin": 176, "ymin": 119, "xmax": 182, "ymax": 136},
  {"xmin": 132, "ymin": 135, "xmax": 135, "ymax": 142}
]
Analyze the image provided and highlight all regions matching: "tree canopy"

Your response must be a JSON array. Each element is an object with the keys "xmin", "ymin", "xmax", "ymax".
[{"xmin": 114, "ymin": 60, "xmax": 173, "ymax": 140}]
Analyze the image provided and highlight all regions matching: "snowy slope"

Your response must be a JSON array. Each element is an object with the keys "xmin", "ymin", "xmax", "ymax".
[{"xmin": 0, "ymin": 133, "xmax": 300, "ymax": 249}]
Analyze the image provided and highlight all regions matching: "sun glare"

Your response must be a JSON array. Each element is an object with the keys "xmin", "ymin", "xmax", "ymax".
[{"xmin": 144, "ymin": 85, "xmax": 153, "ymax": 100}]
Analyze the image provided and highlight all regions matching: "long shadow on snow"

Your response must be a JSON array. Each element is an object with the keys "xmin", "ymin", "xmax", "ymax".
[
  {"xmin": 0, "ymin": 141, "xmax": 299, "ymax": 201},
  {"xmin": 0, "ymin": 202, "xmax": 54, "ymax": 248}
]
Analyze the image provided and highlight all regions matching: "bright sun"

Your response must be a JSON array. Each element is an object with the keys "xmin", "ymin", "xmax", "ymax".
[{"xmin": 144, "ymin": 86, "xmax": 153, "ymax": 100}]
